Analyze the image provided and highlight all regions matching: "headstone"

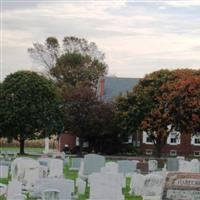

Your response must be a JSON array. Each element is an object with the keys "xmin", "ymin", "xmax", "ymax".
[
  {"xmin": 70, "ymin": 158, "xmax": 82, "ymax": 170},
  {"xmin": 137, "ymin": 161, "xmax": 148, "ymax": 173},
  {"xmin": 44, "ymin": 137, "xmax": 50, "ymax": 153},
  {"xmin": 12, "ymin": 194, "xmax": 26, "ymax": 200},
  {"xmin": 32, "ymin": 178, "xmax": 74, "ymax": 200},
  {"xmin": 0, "ymin": 165, "xmax": 9, "ymax": 178},
  {"xmin": 177, "ymin": 156, "xmax": 185, "ymax": 161},
  {"xmin": 167, "ymin": 158, "xmax": 179, "ymax": 171},
  {"xmin": 118, "ymin": 160, "xmax": 137, "ymax": 174},
  {"xmin": 42, "ymin": 189, "xmax": 60, "ymax": 200},
  {"xmin": 82, "ymin": 154, "xmax": 105, "ymax": 176},
  {"xmin": 7, "ymin": 179, "xmax": 22, "ymax": 200},
  {"xmin": 190, "ymin": 159, "xmax": 200, "ymax": 173},
  {"xmin": 0, "ymin": 160, "xmax": 11, "ymax": 167},
  {"xmin": 0, "ymin": 183, "xmax": 7, "ymax": 196},
  {"xmin": 142, "ymin": 174, "xmax": 165, "ymax": 196},
  {"xmin": 131, "ymin": 173, "xmax": 145, "ymax": 195},
  {"xmin": 76, "ymin": 178, "xmax": 86, "ymax": 194},
  {"xmin": 48, "ymin": 159, "xmax": 63, "ymax": 178},
  {"xmin": 148, "ymin": 160, "xmax": 158, "ymax": 172},
  {"xmin": 179, "ymin": 160, "xmax": 191, "ymax": 172},
  {"xmin": 162, "ymin": 172, "xmax": 200, "ymax": 200},
  {"xmin": 11, "ymin": 157, "xmax": 40, "ymax": 189},
  {"xmin": 101, "ymin": 162, "xmax": 118, "ymax": 174},
  {"xmin": 89, "ymin": 172, "xmax": 124, "ymax": 200},
  {"xmin": 131, "ymin": 173, "xmax": 164, "ymax": 197},
  {"xmin": 142, "ymin": 196, "xmax": 161, "ymax": 200}
]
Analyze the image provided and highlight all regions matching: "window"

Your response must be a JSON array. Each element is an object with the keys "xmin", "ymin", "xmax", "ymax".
[
  {"xmin": 143, "ymin": 132, "xmax": 153, "ymax": 144},
  {"xmin": 146, "ymin": 149, "xmax": 153, "ymax": 156},
  {"xmin": 191, "ymin": 134, "xmax": 200, "ymax": 146},
  {"xmin": 194, "ymin": 138, "xmax": 200, "ymax": 144},
  {"xmin": 194, "ymin": 151, "xmax": 200, "ymax": 157},
  {"xmin": 170, "ymin": 150, "xmax": 177, "ymax": 156},
  {"xmin": 170, "ymin": 138, "xmax": 177, "ymax": 144},
  {"xmin": 167, "ymin": 132, "xmax": 180, "ymax": 145},
  {"xmin": 146, "ymin": 137, "xmax": 153, "ymax": 143}
]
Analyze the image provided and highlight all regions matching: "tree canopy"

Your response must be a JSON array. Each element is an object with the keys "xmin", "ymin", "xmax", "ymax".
[
  {"xmin": 115, "ymin": 69, "xmax": 200, "ymax": 157},
  {"xmin": 0, "ymin": 71, "xmax": 63, "ymax": 154},
  {"xmin": 50, "ymin": 53, "xmax": 106, "ymax": 88},
  {"xmin": 28, "ymin": 36, "xmax": 107, "ymax": 82}
]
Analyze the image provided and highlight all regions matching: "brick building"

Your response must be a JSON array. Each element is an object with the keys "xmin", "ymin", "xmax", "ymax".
[{"xmin": 58, "ymin": 76, "xmax": 200, "ymax": 157}]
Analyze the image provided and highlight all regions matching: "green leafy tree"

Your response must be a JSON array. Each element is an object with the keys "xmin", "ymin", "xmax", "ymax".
[
  {"xmin": 50, "ymin": 53, "xmax": 106, "ymax": 88},
  {"xmin": 0, "ymin": 71, "xmax": 63, "ymax": 154},
  {"xmin": 28, "ymin": 36, "xmax": 107, "ymax": 82}
]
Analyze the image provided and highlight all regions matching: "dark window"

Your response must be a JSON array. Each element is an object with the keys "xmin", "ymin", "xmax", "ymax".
[
  {"xmin": 146, "ymin": 136, "xmax": 153, "ymax": 143},
  {"xmin": 194, "ymin": 138, "xmax": 200, "ymax": 144},
  {"xmin": 170, "ymin": 138, "xmax": 177, "ymax": 143}
]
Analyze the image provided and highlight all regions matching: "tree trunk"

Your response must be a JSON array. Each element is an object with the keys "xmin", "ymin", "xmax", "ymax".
[
  {"xmin": 155, "ymin": 143, "xmax": 162, "ymax": 158},
  {"xmin": 79, "ymin": 137, "xmax": 83, "ymax": 157},
  {"xmin": 19, "ymin": 137, "xmax": 25, "ymax": 155}
]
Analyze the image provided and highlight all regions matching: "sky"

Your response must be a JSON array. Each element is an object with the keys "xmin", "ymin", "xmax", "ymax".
[{"xmin": 1, "ymin": 0, "xmax": 200, "ymax": 80}]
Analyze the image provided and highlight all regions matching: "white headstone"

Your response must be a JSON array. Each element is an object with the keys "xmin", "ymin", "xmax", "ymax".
[
  {"xmin": 7, "ymin": 179, "xmax": 22, "ymax": 200},
  {"xmin": 44, "ymin": 137, "xmax": 50, "ymax": 153},
  {"xmin": 76, "ymin": 178, "xmax": 86, "ymax": 194},
  {"xmin": 70, "ymin": 158, "xmax": 82, "ymax": 170},
  {"xmin": 11, "ymin": 157, "xmax": 40, "ymax": 189},
  {"xmin": 33, "ymin": 178, "xmax": 74, "ymax": 200},
  {"xmin": 0, "ymin": 183, "xmax": 7, "ymax": 196},
  {"xmin": 148, "ymin": 160, "xmax": 158, "ymax": 172},
  {"xmin": 48, "ymin": 159, "xmax": 63, "ymax": 178},
  {"xmin": 131, "ymin": 173, "xmax": 165, "ymax": 197},
  {"xmin": 0, "ymin": 165, "xmax": 9, "ymax": 178},
  {"xmin": 190, "ymin": 159, "xmax": 200, "ymax": 173},
  {"xmin": 89, "ymin": 172, "xmax": 124, "ymax": 200},
  {"xmin": 42, "ymin": 189, "xmax": 60, "ymax": 200}
]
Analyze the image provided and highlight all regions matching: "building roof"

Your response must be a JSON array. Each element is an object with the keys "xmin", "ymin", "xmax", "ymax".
[{"xmin": 99, "ymin": 76, "xmax": 140, "ymax": 101}]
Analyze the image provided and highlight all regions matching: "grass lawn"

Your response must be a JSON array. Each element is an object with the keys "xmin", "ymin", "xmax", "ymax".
[
  {"xmin": 0, "ymin": 156, "xmax": 143, "ymax": 200},
  {"xmin": 0, "ymin": 146, "xmax": 44, "ymax": 154}
]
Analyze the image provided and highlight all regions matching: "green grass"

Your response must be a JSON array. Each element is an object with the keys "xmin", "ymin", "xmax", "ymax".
[{"xmin": 0, "ymin": 146, "xmax": 43, "ymax": 153}]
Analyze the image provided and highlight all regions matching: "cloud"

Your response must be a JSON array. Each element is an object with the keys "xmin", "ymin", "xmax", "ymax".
[
  {"xmin": 163, "ymin": 0, "xmax": 200, "ymax": 7},
  {"xmin": 2, "ymin": 0, "xmax": 200, "ymax": 79}
]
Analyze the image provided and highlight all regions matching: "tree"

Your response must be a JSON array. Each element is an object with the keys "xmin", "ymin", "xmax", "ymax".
[
  {"xmin": 28, "ymin": 36, "xmax": 107, "ymax": 78},
  {"xmin": 50, "ymin": 53, "xmax": 106, "ymax": 88},
  {"xmin": 160, "ymin": 73, "xmax": 200, "ymax": 135},
  {"xmin": 28, "ymin": 37, "xmax": 60, "ymax": 72},
  {"xmin": 62, "ymin": 83, "xmax": 119, "ymax": 155},
  {"xmin": 86, "ymin": 101, "xmax": 119, "ymax": 154},
  {"xmin": 0, "ymin": 71, "xmax": 63, "ymax": 154},
  {"xmin": 62, "ymin": 84, "xmax": 98, "ymax": 155},
  {"xmin": 28, "ymin": 36, "xmax": 108, "ymax": 152},
  {"xmin": 116, "ymin": 69, "xmax": 200, "ymax": 157}
]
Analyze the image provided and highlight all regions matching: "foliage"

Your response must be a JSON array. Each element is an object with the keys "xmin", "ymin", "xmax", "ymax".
[
  {"xmin": 62, "ymin": 83, "xmax": 119, "ymax": 154},
  {"xmin": 50, "ymin": 53, "xmax": 106, "ymax": 88},
  {"xmin": 28, "ymin": 36, "xmax": 107, "ymax": 81},
  {"xmin": 115, "ymin": 69, "xmax": 200, "ymax": 157},
  {"xmin": 0, "ymin": 71, "xmax": 63, "ymax": 154}
]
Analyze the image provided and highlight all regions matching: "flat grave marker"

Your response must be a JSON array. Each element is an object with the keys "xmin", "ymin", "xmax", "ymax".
[{"xmin": 162, "ymin": 172, "xmax": 200, "ymax": 200}]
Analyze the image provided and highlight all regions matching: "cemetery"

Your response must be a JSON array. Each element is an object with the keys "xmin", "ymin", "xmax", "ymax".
[
  {"xmin": 0, "ymin": 149, "xmax": 200, "ymax": 200},
  {"xmin": 1, "ymin": 1, "xmax": 200, "ymax": 200}
]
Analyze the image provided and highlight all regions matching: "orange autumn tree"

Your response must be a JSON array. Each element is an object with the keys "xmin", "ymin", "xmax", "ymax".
[
  {"xmin": 116, "ymin": 69, "xmax": 176, "ymax": 157},
  {"xmin": 116, "ymin": 69, "xmax": 200, "ymax": 157},
  {"xmin": 141, "ymin": 69, "xmax": 200, "ymax": 157},
  {"xmin": 161, "ymin": 73, "xmax": 200, "ymax": 135}
]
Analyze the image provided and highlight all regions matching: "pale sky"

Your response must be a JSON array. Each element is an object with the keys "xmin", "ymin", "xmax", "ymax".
[{"xmin": 2, "ymin": 0, "xmax": 200, "ymax": 80}]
